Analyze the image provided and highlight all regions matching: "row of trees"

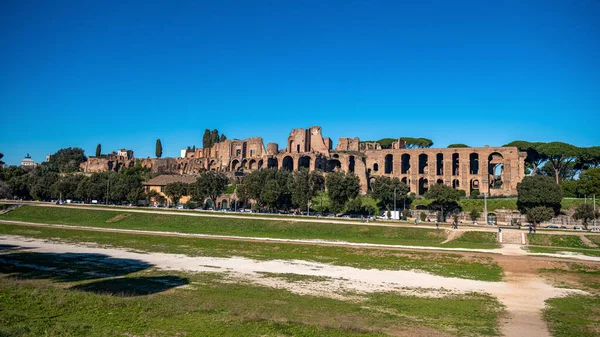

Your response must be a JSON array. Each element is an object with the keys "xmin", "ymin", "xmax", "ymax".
[{"xmin": 202, "ymin": 129, "xmax": 227, "ymax": 149}]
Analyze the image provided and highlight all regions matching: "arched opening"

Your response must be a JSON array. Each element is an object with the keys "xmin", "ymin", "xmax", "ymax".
[
  {"xmin": 248, "ymin": 159, "xmax": 256, "ymax": 170},
  {"xmin": 452, "ymin": 179, "xmax": 460, "ymax": 189},
  {"xmin": 470, "ymin": 179, "xmax": 480, "ymax": 195},
  {"xmin": 418, "ymin": 154, "xmax": 428, "ymax": 174},
  {"xmin": 209, "ymin": 160, "xmax": 216, "ymax": 171},
  {"xmin": 418, "ymin": 178, "xmax": 429, "ymax": 195},
  {"xmin": 373, "ymin": 163, "xmax": 379, "ymax": 172},
  {"xmin": 436, "ymin": 153, "xmax": 443, "ymax": 175},
  {"xmin": 282, "ymin": 156, "xmax": 294, "ymax": 171},
  {"xmin": 384, "ymin": 154, "xmax": 393, "ymax": 174},
  {"xmin": 231, "ymin": 159, "xmax": 240, "ymax": 171},
  {"xmin": 267, "ymin": 158, "xmax": 278, "ymax": 169},
  {"xmin": 221, "ymin": 200, "xmax": 229, "ymax": 210},
  {"xmin": 469, "ymin": 153, "xmax": 479, "ymax": 175},
  {"xmin": 452, "ymin": 153, "xmax": 460, "ymax": 176},
  {"xmin": 436, "ymin": 179, "xmax": 444, "ymax": 185},
  {"xmin": 326, "ymin": 159, "xmax": 341, "ymax": 172},
  {"xmin": 298, "ymin": 156, "xmax": 311, "ymax": 169},
  {"xmin": 488, "ymin": 152, "xmax": 504, "ymax": 189},
  {"xmin": 368, "ymin": 177, "xmax": 376, "ymax": 191},
  {"xmin": 401, "ymin": 154, "xmax": 410, "ymax": 174},
  {"xmin": 297, "ymin": 144, "xmax": 301, "ymax": 153},
  {"xmin": 348, "ymin": 156, "xmax": 355, "ymax": 173},
  {"xmin": 487, "ymin": 213, "xmax": 497, "ymax": 226},
  {"xmin": 401, "ymin": 177, "xmax": 410, "ymax": 192},
  {"xmin": 289, "ymin": 140, "xmax": 295, "ymax": 153},
  {"xmin": 257, "ymin": 160, "xmax": 264, "ymax": 170}
]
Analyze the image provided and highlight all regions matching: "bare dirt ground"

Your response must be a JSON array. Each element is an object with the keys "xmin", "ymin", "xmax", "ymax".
[{"xmin": 1, "ymin": 234, "xmax": 595, "ymax": 337}]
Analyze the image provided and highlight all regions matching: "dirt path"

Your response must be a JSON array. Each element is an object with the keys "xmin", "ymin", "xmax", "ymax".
[
  {"xmin": 580, "ymin": 235, "xmax": 599, "ymax": 248},
  {"xmin": 440, "ymin": 229, "xmax": 464, "ymax": 244},
  {"xmin": 0, "ymin": 235, "xmax": 589, "ymax": 337}
]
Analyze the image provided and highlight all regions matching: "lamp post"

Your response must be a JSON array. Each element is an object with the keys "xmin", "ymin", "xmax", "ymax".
[{"xmin": 394, "ymin": 188, "xmax": 397, "ymax": 220}]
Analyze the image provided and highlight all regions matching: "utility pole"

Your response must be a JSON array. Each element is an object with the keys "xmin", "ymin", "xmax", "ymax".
[
  {"xmin": 483, "ymin": 192, "xmax": 488, "ymax": 225},
  {"xmin": 394, "ymin": 188, "xmax": 397, "ymax": 220},
  {"xmin": 105, "ymin": 177, "xmax": 110, "ymax": 206}
]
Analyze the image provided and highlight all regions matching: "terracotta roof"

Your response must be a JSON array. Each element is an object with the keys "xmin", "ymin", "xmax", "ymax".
[{"xmin": 142, "ymin": 174, "xmax": 198, "ymax": 186}]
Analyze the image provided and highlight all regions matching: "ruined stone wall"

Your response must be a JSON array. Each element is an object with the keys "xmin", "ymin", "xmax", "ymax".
[{"xmin": 336, "ymin": 137, "xmax": 360, "ymax": 151}]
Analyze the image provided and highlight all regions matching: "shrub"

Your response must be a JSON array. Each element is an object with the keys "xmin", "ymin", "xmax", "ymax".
[
  {"xmin": 470, "ymin": 189, "xmax": 480, "ymax": 197},
  {"xmin": 420, "ymin": 212, "xmax": 427, "ymax": 221}
]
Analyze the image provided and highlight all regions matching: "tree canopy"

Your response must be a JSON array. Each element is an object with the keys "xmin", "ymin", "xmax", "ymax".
[
  {"xmin": 536, "ymin": 142, "xmax": 579, "ymax": 184},
  {"xmin": 423, "ymin": 184, "xmax": 460, "ymax": 221},
  {"xmin": 325, "ymin": 171, "xmax": 360, "ymax": 213},
  {"xmin": 572, "ymin": 203, "xmax": 599, "ymax": 230},
  {"xmin": 516, "ymin": 175, "xmax": 563, "ymax": 214},
  {"xmin": 164, "ymin": 182, "xmax": 189, "ymax": 205},
  {"xmin": 202, "ymin": 129, "xmax": 227, "ymax": 148},
  {"xmin": 400, "ymin": 137, "xmax": 434, "ymax": 149},
  {"xmin": 47, "ymin": 148, "xmax": 87, "ymax": 173},
  {"xmin": 369, "ymin": 176, "xmax": 409, "ymax": 210},
  {"xmin": 155, "ymin": 139, "xmax": 163, "ymax": 158},
  {"xmin": 447, "ymin": 144, "xmax": 470, "ymax": 148},
  {"xmin": 503, "ymin": 141, "xmax": 547, "ymax": 175},
  {"xmin": 291, "ymin": 169, "xmax": 325, "ymax": 211},
  {"xmin": 193, "ymin": 171, "xmax": 229, "ymax": 208},
  {"xmin": 525, "ymin": 206, "xmax": 554, "ymax": 227}
]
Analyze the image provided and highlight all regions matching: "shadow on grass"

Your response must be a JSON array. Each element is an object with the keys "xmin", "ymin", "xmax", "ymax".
[
  {"xmin": 70, "ymin": 276, "xmax": 189, "ymax": 296},
  {"xmin": 0, "ymin": 251, "xmax": 154, "ymax": 282},
  {"xmin": 0, "ymin": 244, "xmax": 31, "ymax": 252}
]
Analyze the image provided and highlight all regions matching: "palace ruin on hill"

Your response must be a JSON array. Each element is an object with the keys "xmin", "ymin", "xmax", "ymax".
[{"xmin": 81, "ymin": 126, "xmax": 526, "ymax": 196}]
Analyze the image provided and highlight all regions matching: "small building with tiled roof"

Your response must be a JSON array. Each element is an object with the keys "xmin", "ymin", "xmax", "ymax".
[{"xmin": 142, "ymin": 174, "xmax": 198, "ymax": 206}]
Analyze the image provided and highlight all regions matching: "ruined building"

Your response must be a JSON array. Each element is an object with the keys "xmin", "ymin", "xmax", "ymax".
[{"xmin": 81, "ymin": 126, "xmax": 526, "ymax": 196}]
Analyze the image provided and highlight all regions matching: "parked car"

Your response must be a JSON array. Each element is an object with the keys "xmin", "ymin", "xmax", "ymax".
[
  {"xmin": 573, "ymin": 226, "xmax": 583, "ymax": 231},
  {"xmin": 546, "ymin": 225, "xmax": 559, "ymax": 229}
]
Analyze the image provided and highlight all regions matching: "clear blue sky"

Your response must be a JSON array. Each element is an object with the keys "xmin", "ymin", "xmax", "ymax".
[{"xmin": 1, "ymin": 0, "xmax": 598, "ymax": 165}]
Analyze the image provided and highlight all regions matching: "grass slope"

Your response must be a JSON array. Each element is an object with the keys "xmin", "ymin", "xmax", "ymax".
[
  {"xmin": 0, "ymin": 206, "xmax": 459, "ymax": 247},
  {"xmin": 544, "ymin": 295, "xmax": 600, "ymax": 337},
  {"xmin": 527, "ymin": 234, "xmax": 590, "ymax": 249},
  {"xmin": 0, "ymin": 224, "xmax": 504, "ymax": 281},
  {"xmin": 411, "ymin": 197, "xmax": 597, "ymax": 212}
]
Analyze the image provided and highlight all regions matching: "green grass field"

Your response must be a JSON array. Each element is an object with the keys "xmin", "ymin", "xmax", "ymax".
[
  {"xmin": 527, "ymin": 246, "xmax": 600, "ymax": 258},
  {"xmin": 543, "ymin": 295, "xmax": 600, "ymax": 337},
  {"xmin": 0, "ymin": 224, "xmax": 503, "ymax": 281},
  {"xmin": 442, "ymin": 232, "xmax": 500, "ymax": 249},
  {"xmin": 0, "ymin": 206, "xmax": 498, "ymax": 249},
  {"xmin": 411, "ymin": 197, "xmax": 597, "ymax": 212},
  {"xmin": 527, "ymin": 234, "xmax": 590, "ymax": 249}
]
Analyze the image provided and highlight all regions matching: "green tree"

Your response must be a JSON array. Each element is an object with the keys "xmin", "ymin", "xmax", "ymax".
[
  {"xmin": 0, "ymin": 152, "xmax": 4, "ymax": 166},
  {"xmin": 155, "ymin": 139, "xmax": 163, "ymax": 158},
  {"xmin": 95, "ymin": 144, "xmax": 101, "ymax": 157},
  {"xmin": 578, "ymin": 167, "xmax": 600, "ymax": 197},
  {"xmin": 469, "ymin": 209, "xmax": 481, "ymax": 223},
  {"xmin": 401, "ymin": 137, "xmax": 434, "ymax": 148},
  {"xmin": 369, "ymin": 176, "xmax": 409, "ymax": 210},
  {"xmin": 220, "ymin": 134, "xmax": 227, "ymax": 142},
  {"xmin": 447, "ymin": 144, "xmax": 470, "ymax": 148},
  {"xmin": 572, "ymin": 203, "xmax": 599, "ymax": 230},
  {"xmin": 536, "ymin": 142, "xmax": 579, "ymax": 184},
  {"xmin": 423, "ymin": 184, "xmax": 461, "ymax": 221},
  {"xmin": 503, "ymin": 141, "xmax": 547, "ymax": 175},
  {"xmin": 164, "ymin": 182, "xmax": 188, "ymax": 205},
  {"xmin": 211, "ymin": 129, "xmax": 220, "ymax": 146},
  {"xmin": 47, "ymin": 148, "xmax": 87, "ymax": 173},
  {"xmin": 52, "ymin": 174, "xmax": 84, "ymax": 200},
  {"xmin": 261, "ymin": 180, "xmax": 281, "ymax": 211},
  {"xmin": 202, "ymin": 129, "xmax": 212, "ymax": 148},
  {"xmin": 30, "ymin": 169, "xmax": 60, "ymax": 200},
  {"xmin": 325, "ymin": 171, "xmax": 360, "ymax": 213},
  {"xmin": 526, "ymin": 206, "xmax": 554, "ymax": 227},
  {"xmin": 580, "ymin": 146, "xmax": 600, "ymax": 168},
  {"xmin": 291, "ymin": 169, "xmax": 325, "ymax": 211},
  {"xmin": 516, "ymin": 176, "xmax": 563, "ymax": 215},
  {"xmin": 195, "ymin": 171, "xmax": 228, "ymax": 209}
]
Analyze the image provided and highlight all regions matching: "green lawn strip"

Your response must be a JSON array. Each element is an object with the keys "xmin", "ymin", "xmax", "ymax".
[
  {"xmin": 0, "ymin": 267, "xmax": 505, "ymax": 337},
  {"xmin": 412, "ymin": 197, "xmax": 596, "ymax": 212},
  {"xmin": 538, "ymin": 263, "xmax": 600, "ymax": 291},
  {"xmin": 527, "ymin": 246, "xmax": 600, "ymax": 258},
  {"xmin": 0, "ymin": 224, "xmax": 503, "ymax": 281},
  {"xmin": 543, "ymin": 295, "xmax": 600, "ymax": 337},
  {"xmin": 585, "ymin": 235, "xmax": 600, "ymax": 246},
  {"xmin": 441, "ymin": 232, "xmax": 500, "ymax": 249},
  {"xmin": 0, "ymin": 206, "xmax": 454, "ymax": 247},
  {"xmin": 527, "ymin": 233, "xmax": 591, "ymax": 249}
]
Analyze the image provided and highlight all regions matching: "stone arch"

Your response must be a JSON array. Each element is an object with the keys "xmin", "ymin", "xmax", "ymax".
[
  {"xmin": 418, "ymin": 178, "xmax": 429, "ymax": 195},
  {"xmin": 487, "ymin": 213, "xmax": 497, "ymax": 225},
  {"xmin": 401, "ymin": 154, "xmax": 410, "ymax": 174},
  {"xmin": 231, "ymin": 159, "xmax": 240, "ymax": 171},
  {"xmin": 348, "ymin": 155, "xmax": 355, "ymax": 173},
  {"xmin": 436, "ymin": 153, "xmax": 443, "ymax": 176},
  {"xmin": 267, "ymin": 158, "xmax": 278, "ymax": 169},
  {"xmin": 257, "ymin": 159, "xmax": 264, "ymax": 170},
  {"xmin": 470, "ymin": 179, "xmax": 480, "ymax": 194},
  {"xmin": 418, "ymin": 153, "xmax": 428, "ymax": 174},
  {"xmin": 332, "ymin": 154, "xmax": 340, "ymax": 159},
  {"xmin": 452, "ymin": 179, "xmax": 460, "ymax": 189},
  {"xmin": 221, "ymin": 200, "xmax": 229, "ymax": 209},
  {"xmin": 384, "ymin": 154, "xmax": 393, "ymax": 174},
  {"xmin": 248, "ymin": 159, "xmax": 257, "ymax": 170},
  {"xmin": 452, "ymin": 153, "xmax": 460, "ymax": 176},
  {"xmin": 488, "ymin": 152, "xmax": 504, "ymax": 189},
  {"xmin": 326, "ymin": 159, "xmax": 341, "ymax": 172},
  {"xmin": 401, "ymin": 177, "xmax": 410, "ymax": 192},
  {"xmin": 469, "ymin": 153, "xmax": 479, "ymax": 175},
  {"xmin": 436, "ymin": 178, "xmax": 444, "ymax": 185},
  {"xmin": 298, "ymin": 156, "xmax": 311, "ymax": 169},
  {"xmin": 282, "ymin": 156, "xmax": 294, "ymax": 171}
]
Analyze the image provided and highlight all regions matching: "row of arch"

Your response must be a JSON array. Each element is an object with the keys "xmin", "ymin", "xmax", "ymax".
[
  {"xmin": 372, "ymin": 177, "xmax": 483, "ymax": 195},
  {"xmin": 226, "ymin": 154, "xmax": 356, "ymax": 173}
]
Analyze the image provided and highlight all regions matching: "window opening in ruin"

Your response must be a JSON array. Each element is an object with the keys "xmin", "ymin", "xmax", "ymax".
[
  {"xmin": 418, "ymin": 154, "xmax": 428, "ymax": 174},
  {"xmin": 348, "ymin": 156, "xmax": 355, "ymax": 173},
  {"xmin": 436, "ymin": 153, "xmax": 443, "ymax": 175},
  {"xmin": 452, "ymin": 153, "xmax": 459, "ymax": 176},
  {"xmin": 401, "ymin": 154, "xmax": 410, "ymax": 174},
  {"xmin": 452, "ymin": 179, "xmax": 460, "ymax": 189},
  {"xmin": 488, "ymin": 153, "xmax": 504, "ymax": 189},
  {"xmin": 236, "ymin": 149, "xmax": 241, "ymax": 156},
  {"xmin": 282, "ymin": 156, "xmax": 294, "ymax": 171},
  {"xmin": 326, "ymin": 159, "xmax": 341, "ymax": 172},
  {"xmin": 436, "ymin": 179, "xmax": 444, "ymax": 185},
  {"xmin": 418, "ymin": 178, "xmax": 429, "ymax": 195},
  {"xmin": 267, "ymin": 158, "xmax": 278, "ymax": 169},
  {"xmin": 384, "ymin": 154, "xmax": 393, "ymax": 174},
  {"xmin": 373, "ymin": 163, "xmax": 379, "ymax": 172},
  {"xmin": 469, "ymin": 153, "xmax": 479, "ymax": 174},
  {"xmin": 297, "ymin": 145, "xmax": 300, "ymax": 153},
  {"xmin": 298, "ymin": 156, "xmax": 311, "ymax": 169}
]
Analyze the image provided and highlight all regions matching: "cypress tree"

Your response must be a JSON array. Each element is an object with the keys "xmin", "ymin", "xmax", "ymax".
[
  {"xmin": 211, "ymin": 129, "xmax": 219, "ymax": 145},
  {"xmin": 156, "ymin": 139, "xmax": 163, "ymax": 158},
  {"xmin": 203, "ymin": 129, "xmax": 212, "ymax": 148},
  {"xmin": 95, "ymin": 144, "xmax": 101, "ymax": 157},
  {"xmin": 220, "ymin": 134, "xmax": 227, "ymax": 142}
]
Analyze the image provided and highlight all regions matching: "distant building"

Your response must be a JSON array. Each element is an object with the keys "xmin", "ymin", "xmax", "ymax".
[
  {"xmin": 21, "ymin": 154, "xmax": 36, "ymax": 169},
  {"xmin": 142, "ymin": 174, "xmax": 197, "ymax": 206},
  {"xmin": 117, "ymin": 149, "xmax": 134, "ymax": 159}
]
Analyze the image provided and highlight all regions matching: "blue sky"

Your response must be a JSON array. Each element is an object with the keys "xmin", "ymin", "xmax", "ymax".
[{"xmin": 1, "ymin": 0, "xmax": 598, "ymax": 165}]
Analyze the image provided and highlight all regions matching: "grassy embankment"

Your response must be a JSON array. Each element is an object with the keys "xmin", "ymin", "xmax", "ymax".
[
  {"xmin": 412, "ymin": 197, "xmax": 598, "ymax": 212},
  {"xmin": 0, "ymin": 253, "xmax": 505, "ymax": 337},
  {"xmin": 540, "ymin": 263, "xmax": 600, "ymax": 337},
  {"xmin": 0, "ymin": 206, "xmax": 500, "ymax": 249},
  {"xmin": 526, "ymin": 233, "xmax": 600, "ymax": 257},
  {"xmin": 0, "ymin": 223, "xmax": 503, "ymax": 281}
]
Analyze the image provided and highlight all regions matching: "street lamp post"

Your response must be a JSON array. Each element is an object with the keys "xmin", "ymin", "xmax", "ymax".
[{"xmin": 394, "ymin": 188, "xmax": 397, "ymax": 221}]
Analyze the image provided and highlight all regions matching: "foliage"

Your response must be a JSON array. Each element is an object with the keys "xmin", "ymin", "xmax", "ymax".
[
  {"xmin": 369, "ymin": 176, "xmax": 409, "ymax": 210},
  {"xmin": 46, "ymin": 147, "xmax": 87, "ymax": 173},
  {"xmin": 291, "ymin": 169, "xmax": 325, "ymax": 211},
  {"xmin": 0, "ymin": 152, "xmax": 4, "ymax": 166},
  {"xmin": 325, "ymin": 171, "xmax": 360, "ymax": 213},
  {"xmin": 155, "ymin": 139, "xmax": 162, "ymax": 158},
  {"xmin": 525, "ymin": 206, "xmax": 554, "ymax": 227},
  {"xmin": 560, "ymin": 179, "xmax": 579, "ymax": 198},
  {"xmin": 344, "ymin": 196, "xmax": 378, "ymax": 216},
  {"xmin": 202, "ymin": 129, "xmax": 226, "ymax": 148},
  {"xmin": 572, "ymin": 203, "xmax": 599, "ymax": 230},
  {"xmin": 578, "ymin": 167, "xmax": 600, "ymax": 197},
  {"xmin": 193, "ymin": 171, "xmax": 229, "ymax": 208},
  {"xmin": 419, "ymin": 212, "xmax": 427, "ymax": 221},
  {"xmin": 164, "ymin": 182, "xmax": 189, "ymax": 205},
  {"xmin": 400, "ymin": 137, "xmax": 434, "ymax": 148},
  {"xmin": 447, "ymin": 144, "xmax": 469, "ymax": 148},
  {"xmin": 470, "ymin": 189, "xmax": 480, "ymax": 197},
  {"xmin": 95, "ymin": 144, "xmax": 101, "ymax": 157},
  {"xmin": 52, "ymin": 174, "xmax": 84, "ymax": 200},
  {"xmin": 469, "ymin": 209, "xmax": 481, "ymax": 222},
  {"xmin": 503, "ymin": 141, "xmax": 547, "ymax": 175},
  {"xmin": 517, "ymin": 176, "xmax": 563, "ymax": 214},
  {"xmin": 579, "ymin": 146, "xmax": 600, "ymax": 168},
  {"xmin": 0, "ymin": 180, "xmax": 10, "ymax": 199},
  {"xmin": 536, "ymin": 142, "xmax": 579, "ymax": 184},
  {"xmin": 30, "ymin": 168, "xmax": 60, "ymax": 200},
  {"xmin": 423, "ymin": 184, "xmax": 461, "ymax": 221}
]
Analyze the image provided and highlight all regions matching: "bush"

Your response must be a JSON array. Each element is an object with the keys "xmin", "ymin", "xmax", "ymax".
[
  {"xmin": 458, "ymin": 190, "xmax": 467, "ymax": 197},
  {"xmin": 469, "ymin": 209, "xmax": 481, "ymax": 222},
  {"xmin": 419, "ymin": 212, "xmax": 427, "ymax": 221},
  {"xmin": 470, "ymin": 189, "xmax": 480, "ymax": 197}
]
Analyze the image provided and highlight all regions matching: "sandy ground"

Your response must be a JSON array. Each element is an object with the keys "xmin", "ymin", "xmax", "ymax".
[{"xmin": 0, "ymin": 235, "xmax": 589, "ymax": 337}]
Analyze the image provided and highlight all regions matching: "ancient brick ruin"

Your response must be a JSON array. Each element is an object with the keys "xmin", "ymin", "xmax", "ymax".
[{"xmin": 81, "ymin": 126, "xmax": 526, "ymax": 196}]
